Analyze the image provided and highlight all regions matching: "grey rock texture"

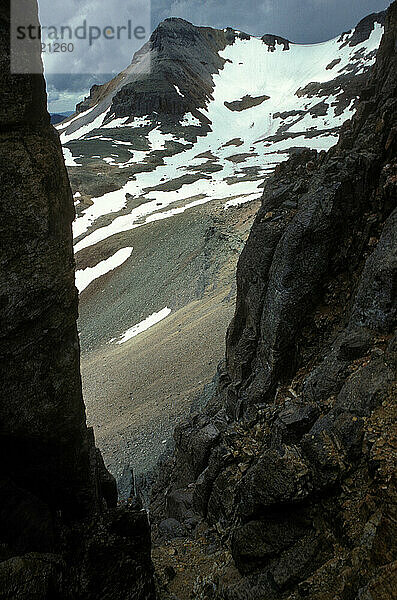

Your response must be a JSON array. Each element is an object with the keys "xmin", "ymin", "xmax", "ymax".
[
  {"xmin": 151, "ymin": 2, "xmax": 397, "ymax": 598},
  {"xmin": 0, "ymin": 0, "xmax": 97, "ymax": 523},
  {"xmin": 0, "ymin": 2, "xmax": 155, "ymax": 598},
  {"xmin": 109, "ymin": 18, "xmax": 227, "ymax": 120},
  {"xmin": 261, "ymin": 34, "xmax": 290, "ymax": 51},
  {"xmin": 224, "ymin": 95, "xmax": 270, "ymax": 112}
]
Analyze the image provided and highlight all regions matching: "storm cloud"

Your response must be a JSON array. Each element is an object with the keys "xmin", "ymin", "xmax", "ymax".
[{"xmin": 152, "ymin": 0, "xmax": 390, "ymax": 43}]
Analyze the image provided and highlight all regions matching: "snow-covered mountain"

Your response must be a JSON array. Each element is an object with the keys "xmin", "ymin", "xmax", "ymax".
[
  {"xmin": 58, "ymin": 12, "xmax": 385, "ymax": 267},
  {"xmin": 55, "ymin": 12, "xmax": 386, "ymax": 482}
]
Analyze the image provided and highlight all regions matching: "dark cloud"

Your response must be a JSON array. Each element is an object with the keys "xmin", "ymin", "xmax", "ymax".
[
  {"xmin": 45, "ymin": 73, "xmax": 112, "ymax": 113},
  {"xmin": 151, "ymin": 0, "xmax": 390, "ymax": 42},
  {"xmin": 46, "ymin": 73, "xmax": 109, "ymax": 94}
]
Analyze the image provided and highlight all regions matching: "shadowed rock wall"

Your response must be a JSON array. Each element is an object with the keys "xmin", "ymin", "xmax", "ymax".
[
  {"xmin": 0, "ymin": 0, "xmax": 100, "ymax": 525},
  {"xmin": 0, "ymin": 3, "xmax": 155, "ymax": 598}
]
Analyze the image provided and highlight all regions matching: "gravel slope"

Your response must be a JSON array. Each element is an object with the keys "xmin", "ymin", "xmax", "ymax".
[{"xmin": 79, "ymin": 198, "xmax": 260, "ymax": 489}]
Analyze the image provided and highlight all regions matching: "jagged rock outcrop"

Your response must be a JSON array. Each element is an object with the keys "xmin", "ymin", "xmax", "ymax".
[
  {"xmin": 0, "ymin": 2, "xmax": 155, "ymax": 598},
  {"xmin": 151, "ymin": 2, "xmax": 397, "ymax": 598},
  {"xmin": 224, "ymin": 95, "xmax": 270, "ymax": 112},
  {"xmin": 261, "ymin": 34, "xmax": 290, "ymax": 51}
]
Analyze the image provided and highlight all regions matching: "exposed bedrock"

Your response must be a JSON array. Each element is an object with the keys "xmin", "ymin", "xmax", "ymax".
[
  {"xmin": 0, "ymin": 2, "xmax": 155, "ymax": 598},
  {"xmin": 151, "ymin": 3, "xmax": 397, "ymax": 599},
  {"xmin": 261, "ymin": 34, "xmax": 290, "ymax": 51},
  {"xmin": 79, "ymin": 18, "xmax": 231, "ymax": 121}
]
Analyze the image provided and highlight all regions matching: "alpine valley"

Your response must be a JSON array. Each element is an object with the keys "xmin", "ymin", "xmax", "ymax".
[
  {"xmin": 1, "ymin": 1, "xmax": 396, "ymax": 599},
  {"xmin": 55, "ymin": 11, "xmax": 388, "ymax": 487}
]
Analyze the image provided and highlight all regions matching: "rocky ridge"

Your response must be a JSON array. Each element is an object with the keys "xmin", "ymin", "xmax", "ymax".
[{"xmin": 150, "ymin": 3, "xmax": 397, "ymax": 599}]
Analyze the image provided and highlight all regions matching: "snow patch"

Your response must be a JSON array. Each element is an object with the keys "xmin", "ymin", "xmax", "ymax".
[
  {"xmin": 224, "ymin": 192, "xmax": 260, "ymax": 209},
  {"xmin": 102, "ymin": 115, "xmax": 152, "ymax": 129},
  {"xmin": 55, "ymin": 104, "xmax": 99, "ymax": 131},
  {"xmin": 112, "ymin": 307, "xmax": 172, "ymax": 344},
  {"xmin": 180, "ymin": 113, "xmax": 201, "ymax": 126},
  {"xmin": 75, "ymin": 247, "xmax": 133, "ymax": 293},
  {"xmin": 63, "ymin": 147, "xmax": 81, "ymax": 167},
  {"xmin": 60, "ymin": 108, "xmax": 111, "ymax": 144}
]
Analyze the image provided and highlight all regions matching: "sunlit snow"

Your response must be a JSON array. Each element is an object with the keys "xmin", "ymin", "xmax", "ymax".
[
  {"xmin": 111, "ymin": 307, "xmax": 172, "ymax": 344},
  {"xmin": 75, "ymin": 247, "xmax": 133, "ymax": 293},
  {"xmin": 60, "ymin": 108, "xmax": 111, "ymax": 144},
  {"xmin": 63, "ymin": 147, "xmax": 81, "ymax": 167}
]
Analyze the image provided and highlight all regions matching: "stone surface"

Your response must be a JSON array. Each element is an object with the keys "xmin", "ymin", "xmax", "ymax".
[
  {"xmin": 0, "ymin": 4, "xmax": 96, "ymax": 519},
  {"xmin": 158, "ymin": 518, "xmax": 188, "ymax": 540},
  {"xmin": 0, "ymin": 2, "xmax": 155, "ymax": 598}
]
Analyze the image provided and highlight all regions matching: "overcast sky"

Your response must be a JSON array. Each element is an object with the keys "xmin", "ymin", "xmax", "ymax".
[{"xmin": 43, "ymin": 0, "xmax": 391, "ymax": 112}]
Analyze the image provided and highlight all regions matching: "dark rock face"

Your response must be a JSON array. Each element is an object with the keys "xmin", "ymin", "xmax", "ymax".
[
  {"xmin": 261, "ymin": 34, "xmax": 290, "ymax": 51},
  {"xmin": 50, "ymin": 113, "xmax": 67, "ymax": 124},
  {"xmin": 76, "ymin": 84, "xmax": 103, "ymax": 113},
  {"xmin": 339, "ymin": 11, "xmax": 387, "ymax": 48},
  {"xmin": 151, "ymin": 3, "xmax": 397, "ymax": 598},
  {"xmin": 0, "ymin": 2, "xmax": 155, "ymax": 598},
  {"xmin": 224, "ymin": 94, "xmax": 270, "ymax": 112},
  {"xmin": 84, "ymin": 18, "xmax": 231, "ymax": 121},
  {"xmin": 0, "ymin": 0, "xmax": 96, "ymax": 527}
]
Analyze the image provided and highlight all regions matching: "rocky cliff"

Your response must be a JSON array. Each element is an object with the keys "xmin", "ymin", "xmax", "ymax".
[
  {"xmin": 0, "ymin": 2, "xmax": 155, "ymax": 598},
  {"xmin": 150, "ymin": 3, "xmax": 397, "ymax": 598}
]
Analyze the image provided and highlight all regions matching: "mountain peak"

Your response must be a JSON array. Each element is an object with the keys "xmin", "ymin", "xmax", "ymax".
[{"xmin": 339, "ymin": 9, "xmax": 386, "ymax": 47}]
